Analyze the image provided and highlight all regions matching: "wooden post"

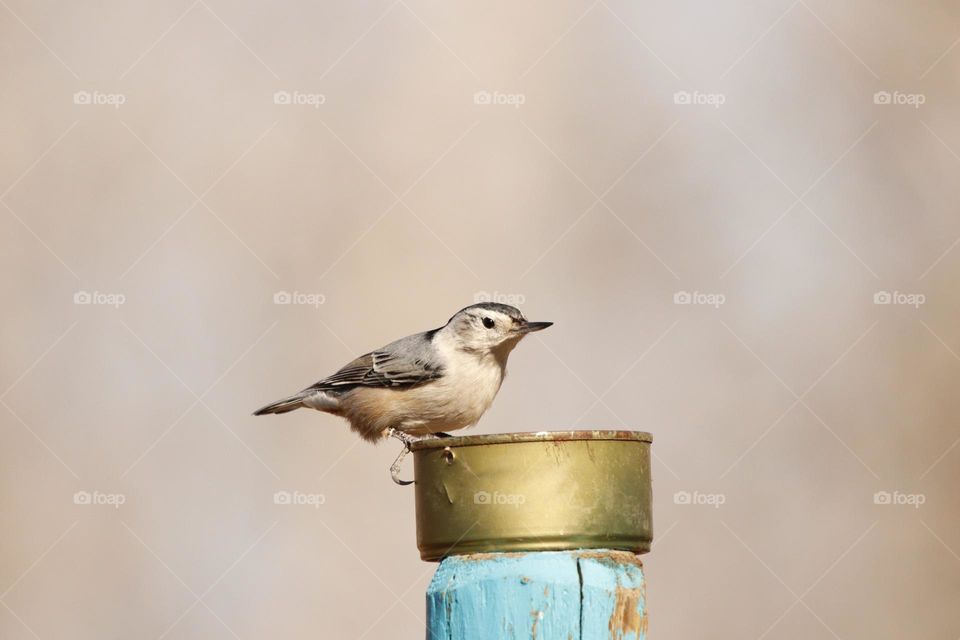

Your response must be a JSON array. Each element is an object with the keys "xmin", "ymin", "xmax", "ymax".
[{"xmin": 426, "ymin": 549, "xmax": 647, "ymax": 639}]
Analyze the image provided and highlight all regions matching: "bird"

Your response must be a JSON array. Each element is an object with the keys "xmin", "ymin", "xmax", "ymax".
[{"xmin": 253, "ymin": 303, "xmax": 552, "ymax": 444}]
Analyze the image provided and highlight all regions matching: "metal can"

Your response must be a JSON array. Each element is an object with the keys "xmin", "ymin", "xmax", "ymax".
[{"xmin": 410, "ymin": 430, "xmax": 653, "ymax": 562}]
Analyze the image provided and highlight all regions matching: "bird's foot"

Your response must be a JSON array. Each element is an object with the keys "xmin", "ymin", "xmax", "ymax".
[
  {"xmin": 385, "ymin": 427, "xmax": 421, "ymax": 447},
  {"xmin": 384, "ymin": 429, "xmax": 456, "ymax": 485},
  {"xmin": 386, "ymin": 428, "xmax": 416, "ymax": 485},
  {"xmin": 389, "ymin": 447, "xmax": 414, "ymax": 486}
]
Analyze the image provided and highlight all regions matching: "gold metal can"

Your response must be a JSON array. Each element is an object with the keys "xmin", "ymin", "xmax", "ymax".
[{"xmin": 410, "ymin": 430, "xmax": 653, "ymax": 562}]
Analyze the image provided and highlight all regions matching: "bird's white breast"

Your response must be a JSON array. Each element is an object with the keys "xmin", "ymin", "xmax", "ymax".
[{"xmin": 420, "ymin": 332, "xmax": 504, "ymax": 427}]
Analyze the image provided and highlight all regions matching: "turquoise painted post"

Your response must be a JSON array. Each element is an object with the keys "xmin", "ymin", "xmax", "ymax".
[{"xmin": 426, "ymin": 549, "xmax": 646, "ymax": 640}]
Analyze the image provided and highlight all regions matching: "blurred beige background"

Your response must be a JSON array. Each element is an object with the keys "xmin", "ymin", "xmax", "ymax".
[{"xmin": 3, "ymin": 0, "xmax": 960, "ymax": 638}]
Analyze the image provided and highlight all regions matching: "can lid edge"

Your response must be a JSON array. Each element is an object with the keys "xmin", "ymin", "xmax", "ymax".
[{"xmin": 409, "ymin": 429, "xmax": 653, "ymax": 451}]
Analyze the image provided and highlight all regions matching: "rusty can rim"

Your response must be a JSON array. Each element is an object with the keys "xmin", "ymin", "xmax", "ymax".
[{"xmin": 408, "ymin": 429, "xmax": 652, "ymax": 451}]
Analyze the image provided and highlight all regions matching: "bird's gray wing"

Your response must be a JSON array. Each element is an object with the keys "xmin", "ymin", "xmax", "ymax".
[{"xmin": 306, "ymin": 332, "xmax": 444, "ymax": 392}]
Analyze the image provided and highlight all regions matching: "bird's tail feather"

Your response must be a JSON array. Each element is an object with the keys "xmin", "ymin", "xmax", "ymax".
[{"xmin": 253, "ymin": 393, "xmax": 307, "ymax": 416}]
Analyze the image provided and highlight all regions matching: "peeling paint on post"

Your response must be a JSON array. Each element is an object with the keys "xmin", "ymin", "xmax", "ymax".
[{"xmin": 426, "ymin": 550, "xmax": 646, "ymax": 639}]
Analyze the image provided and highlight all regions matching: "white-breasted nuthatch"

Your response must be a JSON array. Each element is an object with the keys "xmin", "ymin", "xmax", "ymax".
[{"xmin": 254, "ymin": 303, "xmax": 552, "ymax": 444}]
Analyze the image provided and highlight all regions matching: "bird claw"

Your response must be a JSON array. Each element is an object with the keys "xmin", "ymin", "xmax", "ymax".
[
  {"xmin": 385, "ymin": 429, "xmax": 456, "ymax": 485},
  {"xmin": 387, "ymin": 428, "xmax": 416, "ymax": 485}
]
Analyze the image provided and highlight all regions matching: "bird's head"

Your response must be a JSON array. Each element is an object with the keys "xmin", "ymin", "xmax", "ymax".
[{"xmin": 443, "ymin": 303, "xmax": 552, "ymax": 358}]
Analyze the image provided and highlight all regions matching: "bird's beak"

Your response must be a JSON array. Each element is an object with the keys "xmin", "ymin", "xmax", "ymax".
[{"xmin": 519, "ymin": 321, "xmax": 553, "ymax": 334}]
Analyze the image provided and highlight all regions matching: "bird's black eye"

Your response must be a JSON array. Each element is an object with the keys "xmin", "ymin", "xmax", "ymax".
[{"xmin": 482, "ymin": 317, "xmax": 495, "ymax": 329}]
